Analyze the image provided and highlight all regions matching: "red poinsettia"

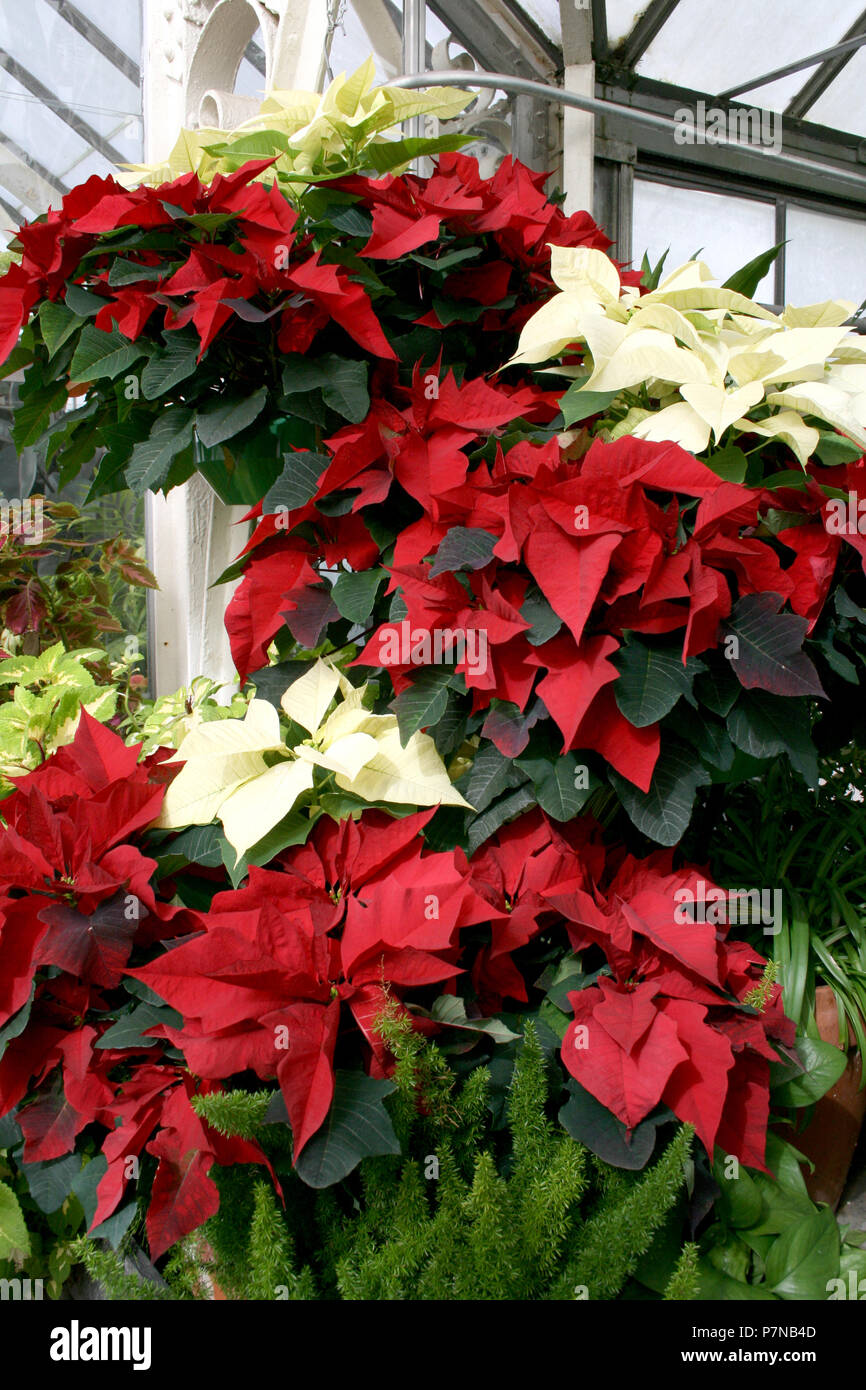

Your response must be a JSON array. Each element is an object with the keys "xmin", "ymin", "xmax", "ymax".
[
  {"xmin": 546, "ymin": 849, "xmax": 795, "ymax": 1168},
  {"xmin": 131, "ymin": 810, "xmax": 491, "ymax": 1158}
]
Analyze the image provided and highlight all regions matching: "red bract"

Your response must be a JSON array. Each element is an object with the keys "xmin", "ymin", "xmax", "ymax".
[
  {"xmin": 546, "ymin": 851, "xmax": 794, "ymax": 1168},
  {"xmin": 0, "ymin": 157, "xmax": 398, "ymax": 364},
  {"xmin": 92, "ymin": 1070, "xmax": 271, "ymax": 1259},
  {"xmin": 131, "ymin": 810, "xmax": 491, "ymax": 1158},
  {"xmin": 0, "ymin": 716, "xmax": 192, "ymax": 1131}
]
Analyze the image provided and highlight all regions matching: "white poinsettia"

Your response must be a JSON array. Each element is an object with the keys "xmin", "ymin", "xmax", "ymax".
[
  {"xmin": 157, "ymin": 658, "xmax": 469, "ymax": 858},
  {"xmin": 510, "ymin": 248, "xmax": 866, "ymax": 463}
]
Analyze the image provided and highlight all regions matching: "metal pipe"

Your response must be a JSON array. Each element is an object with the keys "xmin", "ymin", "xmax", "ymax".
[
  {"xmin": 720, "ymin": 32, "xmax": 866, "ymax": 100},
  {"xmin": 402, "ymin": 0, "xmax": 426, "ymax": 142},
  {"xmin": 391, "ymin": 69, "xmax": 866, "ymax": 194}
]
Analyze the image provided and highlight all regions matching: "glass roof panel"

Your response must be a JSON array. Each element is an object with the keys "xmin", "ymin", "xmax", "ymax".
[
  {"xmin": 70, "ymin": 0, "xmax": 142, "ymax": 62},
  {"xmin": 636, "ymin": 0, "xmax": 866, "ymax": 98},
  {"xmin": 331, "ymin": 4, "xmax": 400, "ymax": 85},
  {"xmin": 0, "ymin": 68, "xmax": 89, "ymax": 187},
  {"xmin": 0, "ymin": 0, "xmax": 143, "ymax": 239},
  {"xmin": 606, "ymin": 1, "xmax": 650, "ymax": 50},
  {"xmin": 512, "ymin": 0, "xmax": 562, "ymax": 43},
  {"xmin": 805, "ymin": 45, "xmax": 866, "ymax": 137}
]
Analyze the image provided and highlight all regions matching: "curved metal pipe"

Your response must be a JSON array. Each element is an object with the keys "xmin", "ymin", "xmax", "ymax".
[{"xmin": 391, "ymin": 69, "xmax": 866, "ymax": 193}]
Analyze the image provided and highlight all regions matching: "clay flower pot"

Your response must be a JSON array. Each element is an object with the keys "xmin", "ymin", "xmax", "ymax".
[{"xmin": 793, "ymin": 986, "xmax": 866, "ymax": 1208}]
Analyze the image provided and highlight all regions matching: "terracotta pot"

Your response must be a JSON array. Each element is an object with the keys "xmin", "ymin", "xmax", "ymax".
[{"xmin": 790, "ymin": 986, "xmax": 866, "ymax": 1209}]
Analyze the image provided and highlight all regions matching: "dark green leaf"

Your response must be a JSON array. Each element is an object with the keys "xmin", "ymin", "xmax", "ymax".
[
  {"xmin": 770, "ymin": 1036, "xmax": 847, "ymax": 1106},
  {"xmin": 613, "ymin": 638, "xmax": 703, "ymax": 727},
  {"xmin": 467, "ymin": 784, "xmax": 537, "ymax": 854},
  {"xmin": 714, "ymin": 1161, "xmax": 763, "ymax": 1229},
  {"xmin": 516, "ymin": 752, "xmax": 597, "ymax": 821},
  {"xmin": 69, "ymin": 324, "xmax": 147, "ymax": 382},
  {"xmin": 814, "ymin": 431, "xmax": 863, "ymax": 467},
  {"xmin": 293, "ymin": 1072, "xmax": 400, "ymax": 1188},
  {"xmin": 107, "ymin": 258, "xmax": 166, "ymax": 287},
  {"xmin": 430, "ymin": 526, "xmax": 497, "ymax": 578},
  {"xmin": 197, "ymin": 388, "xmax": 268, "ymax": 448},
  {"xmin": 694, "ymin": 662, "xmax": 741, "ymax": 717},
  {"xmin": 722, "ymin": 241, "xmax": 785, "ymax": 297},
  {"xmin": 610, "ymin": 736, "xmax": 711, "ymax": 845},
  {"xmin": 95, "ymin": 1001, "xmax": 182, "ymax": 1050},
  {"xmin": 727, "ymin": 690, "xmax": 819, "ymax": 786},
  {"xmin": 723, "ymin": 593, "xmax": 825, "ymax": 697},
  {"xmin": 519, "ymin": 588, "xmax": 562, "ymax": 646},
  {"xmin": 410, "ymin": 246, "xmax": 481, "ymax": 271},
  {"xmin": 63, "ymin": 282, "xmax": 104, "ymax": 317},
  {"xmin": 263, "ymin": 451, "xmax": 329, "ymax": 512},
  {"xmin": 22, "ymin": 1153, "xmax": 82, "ymax": 1214},
  {"xmin": 246, "ymin": 659, "xmax": 309, "ymax": 707},
  {"xmin": 39, "ymin": 301, "xmax": 84, "ymax": 358},
  {"xmin": 559, "ymin": 1080, "xmax": 663, "ymax": 1170},
  {"xmin": 141, "ymin": 334, "xmax": 200, "ymax": 399},
  {"xmin": 126, "ymin": 407, "xmax": 195, "ymax": 494},
  {"xmin": 705, "ymin": 444, "xmax": 748, "ymax": 483},
  {"xmin": 332, "ymin": 568, "xmax": 386, "ymax": 625},
  {"xmin": 559, "ymin": 381, "xmax": 619, "ymax": 427},
  {"xmin": 390, "ymin": 665, "xmax": 453, "ymax": 744},
  {"xmin": 319, "ymin": 203, "xmax": 373, "ymax": 237},
  {"xmin": 461, "ymin": 743, "xmax": 522, "ymax": 814}
]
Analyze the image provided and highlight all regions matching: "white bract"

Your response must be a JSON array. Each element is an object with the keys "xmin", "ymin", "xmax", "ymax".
[
  {"xmin": 156, "ymin": 658, "xmax": 469, "ymax": 859},
  {"xmin": 510, "ymin": 248, "xmax": 866, "ymax": 463}
]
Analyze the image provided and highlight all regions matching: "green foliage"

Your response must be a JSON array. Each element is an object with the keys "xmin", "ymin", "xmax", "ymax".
[
  {"xmin": 664, "ymin": 1242, "xmax": 700, "ymax": 1300},
  {"xmin": 197, "ymin": 1023, "xmax": 694, "ymax": 1300},
  {"xmin": 192, "ymin": 1090, "xmax": 272, "ymax": 1142},
  {"xmin": 698, "ymin": 754, "xmax": 866, "ymax": 1060},
  {"xmin": 125, "ymin": 676, "xmax": 250, "ymax": 755},
  {"xmin": 0, "ymin": 1132, "xmax": 98, "ymax": 1298},
  {"xmin": 0, "ymin": 642, "xmax": 117, "ymax": 790},
  {"xmin": 693, "ymin": 1142, "xmax": 866, "ymax": 1300},
  {"xmin": 67, "ymin": 1237, "xmax": 175, "ymax": 1300}
]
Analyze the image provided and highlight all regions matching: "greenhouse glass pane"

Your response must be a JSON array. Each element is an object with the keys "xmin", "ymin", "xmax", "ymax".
[
  {"xmin": 632, "ymin": 178, "xmax": 776, "ymax": 296},
  {"xmin": 637, "ymin": 0, "xmax": 865, "ymax": 107},
  {"xmin": 332, "ymin": 4, "xmax": 400, "ymax": 85},
  {"xmin": 0, "ymin": 0, "xmax": 149, "ymax": 679},
  {"xmin": 606, "ymin": 1, "xmax": 650, "ymax": 49},
  {"xmin": 70, "ymin": 0, "xmax": 142, "ymax": 60},
  {"xmin": 511, "ymin": 0, "xmax": 562, "ymax": 42},
  {"xmin": 234, "ymin": 55, "xmax": 267, "ymax": 100},
  {"xmin": 784, "ymin": 206, "xmax": 866, "ymax": 306},
  {"xmin": 0, "ymin": 68, "xmax": 90, "ymax": 185},
  {"xmin": 806, "ymin": 47, "xmax": 866, "ymax": 138}
]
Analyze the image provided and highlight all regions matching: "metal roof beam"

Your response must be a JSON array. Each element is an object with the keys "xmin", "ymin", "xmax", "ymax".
[
  {"xmin": 590, "ymin": 0, "xmax": 609, "ymax": 61},
  {"xmin": 0, "ymin": 52, "xmax": 130, "ymax": 167},
  {"xmin": 720, "ymin": 30, "xmax": 866, "ymax": 100},
  {"xmin": 786, "ymin": 7, "xmax": 866, "ymax": 117},
  {"xmin": 427, "ymin": 0, "xmax": 555, "ymax": 80},
  {"xmin": 615, "ymin": 0, "xmax": 681, "ymax": 69},
  {"xmin": 0, "ymin": 189, "xmax": 25, "ymax": 225},
  {"xmin": 244, "ymin": 38, "xmax": 267, "ymax": 76},
  {"xmin": 0, "ymin": 133, "xmax": 68, "ymax": 205},
  {"xmin": 42, "ymin": 0, "xmax": 141, "ymax": 86}
]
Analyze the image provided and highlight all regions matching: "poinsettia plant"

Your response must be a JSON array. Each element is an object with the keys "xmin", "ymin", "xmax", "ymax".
[
  {"xmin": 2, "ymin": 72, "xmax": 865, "ymax": 1295},
  {"xmin": 0, "ymin": 713, "xmax": 804, "ymax": 1267}
]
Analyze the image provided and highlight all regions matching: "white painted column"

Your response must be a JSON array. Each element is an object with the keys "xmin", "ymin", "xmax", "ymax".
[
  {"xmin": 141, "ymin": 0, "xmax": 327, "ymax": 694},
  {"xmin": 560, "ymin": 0, "xmax": 595, "ymax": 216}
]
